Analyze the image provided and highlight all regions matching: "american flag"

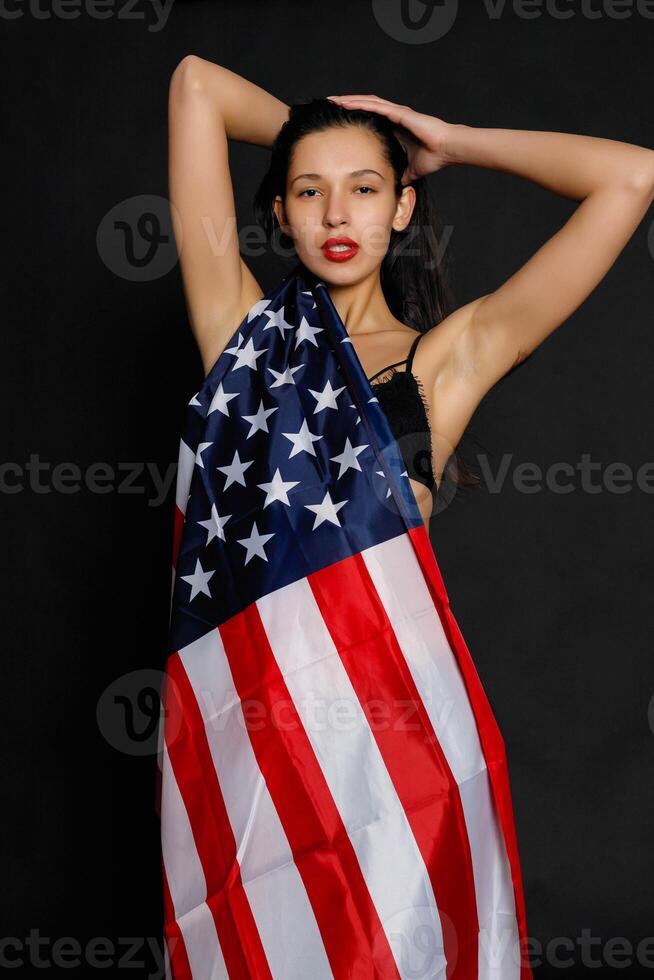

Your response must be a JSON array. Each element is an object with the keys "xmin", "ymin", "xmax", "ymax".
[{"xmin": 158, "ymin": 262, "xmax": 532, "ymax": 980}]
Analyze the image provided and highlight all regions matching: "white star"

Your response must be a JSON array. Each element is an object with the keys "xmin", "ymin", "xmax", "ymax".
[
  {"xmin": 304, "ymin": 490, "xmax": 348, "ymax": 529},
  {"xmin": 263, "ymin": 306, "xmax": 294, "ymax": 337},
  {"xmin": 180, "ymin": 557, "xmax": 215, "ymax": 601},
  {"xmin": 189, "ymin": 391, "xmax": 202, "ymax": 407},
  {"xmin": 341, "ymin": 337, "xmax": 353, "ymax": 345},
  {"xmin": 309, "ymin": 379, "xmax": 347, "ymax": 413},
  {"xmin": 300, "ymin": 289, "xmax": 317, "ymax": 309},
  {"xmin": 282, "ymin": 419, "xmax": 323, "ymax": 459},
  {"xmin": 241, "ymin": 400, "xmax": 278, "ymax": 438},
  {"xmin": 384, "ymin": 466, "xmax": 409, "ymax": 480},
  {"xmin": 208, "ymin": 382, "xmax": 239, "ymax": 417},
  {"xmin": 236, "ymin": 521, "xmax": 275, "ymax": 564},
  {"xmin": 267, "ymin": 364, "xmax": 305, "ymax": 388},
  {"xmin": 195, "ymin": 442, "xmax": 213, "ymax": 469},
  {"xmin": 227, "ymin": 336, "xmax": 267, "ymax": 371},
  {"xmin": 348, "ymin": 402, "xmax": 361, "ymax": 425},
  {"xmin": 225, "ymin": 331, "xmax": 244, "ymax": 350},
  {"xmin": 216, "ymin": 449, "xmax": 254, "ymax": 489},
  {"xmin": 197, "ymin": 503, "xmax": 231, "ymax": 544},
  {"xmin": 257, "ymin": 467, "xmax": 300, "ymax": 508},
  {"xmin": 248, "ymin": 298, "xmax": 272, "ymax": 321},
  {"xmin": 294, "ymin": 316, "xmax": 323, "ymax": 349},
  {"xmin": 374, "ymin": 468, "xmax": 392, "ymax": 499},
  {"xmin": 330, "ymin": 437, "xmax": 369, "ymax": 478},
  {"xmin": 374, "ymin": 467, "xmax": 409, "ymax": 498}
]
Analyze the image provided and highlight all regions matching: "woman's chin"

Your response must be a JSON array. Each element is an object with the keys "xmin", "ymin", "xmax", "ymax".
[{"xmin": 301, "ymin": 252, "xmax": 374, "ymax": 286}]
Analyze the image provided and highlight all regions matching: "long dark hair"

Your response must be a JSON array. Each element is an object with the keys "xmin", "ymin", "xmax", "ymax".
[{"xmin": 253, "ymin": 97, "xmax": 483, "ymax": 499}]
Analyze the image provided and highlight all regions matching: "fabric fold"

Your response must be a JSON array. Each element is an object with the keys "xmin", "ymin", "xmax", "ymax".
[{"xmin": 158, "ymin": 262, "xmax": 533, "ymax": 980}]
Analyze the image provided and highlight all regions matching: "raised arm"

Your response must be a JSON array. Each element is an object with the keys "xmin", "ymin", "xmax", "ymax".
[
  {"xmin": 168, "ymin": 55, "xmax": 289, "ymax": 376},
  {"xmin": 328, "ymin": 95, "xmax": 654, "ymax": 422},
  {"xmin": 445, "ymin": 124, "xmax": 654, "ymax": 389}
]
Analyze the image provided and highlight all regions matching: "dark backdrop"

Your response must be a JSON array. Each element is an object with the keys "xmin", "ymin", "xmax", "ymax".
[{"xmin": 2, "ymin": 0, "xmax": 654, "ymax": 976}]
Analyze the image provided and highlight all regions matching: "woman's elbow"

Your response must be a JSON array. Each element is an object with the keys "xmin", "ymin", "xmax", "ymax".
[{"xmin": 170, "ymin": 54, "xmax": 213, "ymax": 97}]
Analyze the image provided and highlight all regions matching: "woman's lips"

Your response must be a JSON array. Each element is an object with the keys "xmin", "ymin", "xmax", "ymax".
[{"xmin": 321, "ymin": 243, "xmax": 360, "ymax": 262}]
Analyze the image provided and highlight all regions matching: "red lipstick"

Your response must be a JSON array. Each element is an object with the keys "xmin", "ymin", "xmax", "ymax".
[{"xmin": 321, "ymin": 236, "xmax": 360, "ymax": 263}]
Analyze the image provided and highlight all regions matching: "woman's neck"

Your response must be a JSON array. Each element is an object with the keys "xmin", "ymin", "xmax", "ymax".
[{"xmin": 324, "ymin": 270, "xmax": 401, "ymax": 337}]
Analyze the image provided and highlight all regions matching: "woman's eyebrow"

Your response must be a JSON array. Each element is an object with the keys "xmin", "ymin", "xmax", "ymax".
[{"xmin": 290, "ymin": 169, "xmax": 385, "ymax": 185}]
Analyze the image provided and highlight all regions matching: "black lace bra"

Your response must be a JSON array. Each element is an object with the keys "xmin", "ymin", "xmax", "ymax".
[{"xmin": 367, "ymin": 331, "xmax": 436, "ymax": 493}]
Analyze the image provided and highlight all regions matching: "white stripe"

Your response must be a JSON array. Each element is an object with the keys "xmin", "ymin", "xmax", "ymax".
[
  {"xmin": 362, "ymin": 532, "xmax": 520, "ymax": 980},
  {"xmin": 161, "ymin": 741, "xmax": 228, "ymax": 978},
  {"xmin": 257, "ymin": 580, "xmax": 448, "ymax": 980},
  {"xmin": 178, "ymin": 902, "xmax": 228, "ymax": 980},
  {"xmin": 161, "ymin": 742, "xmax": 207, "ymax": 918},
  {"xmin": 176, "ymin": 438, "xmax": 195, "ymax": 516},
  {"xmin": 177, "ymin": 628, "xmax": 333, "ymax": 980}
]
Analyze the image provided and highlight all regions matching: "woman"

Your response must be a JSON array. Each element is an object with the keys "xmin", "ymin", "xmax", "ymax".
[
  {"xmin": 163, "ymin": 54, "xmax": 654, "ymax": 979},
  {"xmin": 168, "ymin": 55, "xmax": 654, "ymax": 531}
]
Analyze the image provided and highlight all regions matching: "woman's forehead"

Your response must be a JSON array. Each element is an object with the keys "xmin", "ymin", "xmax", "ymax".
[{"xmin": 290, "ymin": 128, "xmax": 387, "ymax": 175}]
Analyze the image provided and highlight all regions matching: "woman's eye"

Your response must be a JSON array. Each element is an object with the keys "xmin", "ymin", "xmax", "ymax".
[{"xmin": 299, "ymin": 186, "xmax": 376, "ymax": 198}]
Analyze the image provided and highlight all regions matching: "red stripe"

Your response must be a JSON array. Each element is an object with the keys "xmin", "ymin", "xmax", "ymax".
[
  {"xmin": 408, "ymin": 524, "xmax": 534, "ymax": 980},
  {"xmin": 163, "ymin": 652, "xmax": 273, "ymax": 980},
  {"xmin": 309, "ymin": 549, "xmax": 480, "ymax": 979},
  {"xmin": 219, "ymin": 603, "xmax": 402, "ymax": 980},
  {"xmin": 161, "ymin": 862, "xmax": 193, "ymax": 980}
]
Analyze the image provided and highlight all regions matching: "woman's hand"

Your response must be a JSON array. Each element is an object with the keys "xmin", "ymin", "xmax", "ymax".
[{"xmin": 327, "ymin": 94, "xmax": 452, "ymax": 184}]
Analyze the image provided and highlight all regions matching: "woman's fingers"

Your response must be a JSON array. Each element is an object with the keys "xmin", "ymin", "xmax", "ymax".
[
  {"xmin": 328, "ymin": 93, "xmax": 386, "ymax": 101},
  {"xmin": 328, "ymin": 95, "xmax": 401, "ymax": 109},
  {"xmin": 326, "ymin": 97, "xmax": 426, "ymax": 177},
  {"xmin": 327, "ymin": 95, "xmax": 411, "ymax": 128}
]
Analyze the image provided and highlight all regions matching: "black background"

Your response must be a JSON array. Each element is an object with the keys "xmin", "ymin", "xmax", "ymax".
[{"xmin": 2, "ymin": 0, "xmax": 654, "ymax": 976}]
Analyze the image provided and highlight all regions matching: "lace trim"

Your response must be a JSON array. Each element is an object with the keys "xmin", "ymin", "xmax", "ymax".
[
  {"xmin": 368, "ymin": 357, "xmax": 409, "ymax": 385},
  {"xmin": 370, "ymin": 365, "xmax": 438, "ymax": 492},
  {"xmin": 369, "ymin": 364, "xmax": 432, "ymax": 427},
  {"xmin": 369, "ymin": 364, "xmax": 405, "ymax": 387}
]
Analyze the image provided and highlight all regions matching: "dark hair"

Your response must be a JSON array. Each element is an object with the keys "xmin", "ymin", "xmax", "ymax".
[{"xmin": 253, "ymin": 97, "xmax": 484, "ymax": 499}]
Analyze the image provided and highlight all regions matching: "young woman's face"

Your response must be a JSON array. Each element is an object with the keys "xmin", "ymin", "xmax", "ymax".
[{"xmin": 273, "ymin": 125, "xmax": 415, "ymax": 284}]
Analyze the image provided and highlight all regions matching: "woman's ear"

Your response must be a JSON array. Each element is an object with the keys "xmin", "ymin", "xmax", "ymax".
[
  {"xmin": 272, "ymin": 195, "xmax": 290, "ymax": 235},
  {"xmin": 392, "ymin": 184, "xmax": 417, "ymax": 232}
]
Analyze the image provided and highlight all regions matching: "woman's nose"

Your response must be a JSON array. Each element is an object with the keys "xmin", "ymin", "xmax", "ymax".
[{"xmin": 323, "ymin": 196, "xmax": 349, "ymax": 227}]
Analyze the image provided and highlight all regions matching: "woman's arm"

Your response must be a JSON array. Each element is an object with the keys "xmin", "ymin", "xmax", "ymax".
[
  {"xmin": 443, "ymin": 125, "xmax": 654, "ymax": 388},
  {"xmin": 329, "ymin": 95, "xmax": 654, "ymax": 400},
  {"xmin": 168, "ymin": 55, "xmax": 289, "ymax": 376}
]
